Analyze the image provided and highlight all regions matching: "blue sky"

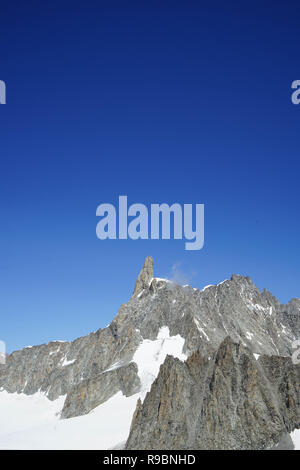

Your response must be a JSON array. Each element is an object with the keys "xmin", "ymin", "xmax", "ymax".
[{"xmin": 1, "ymin": 1, "xmax": 300, "ymax": 352}]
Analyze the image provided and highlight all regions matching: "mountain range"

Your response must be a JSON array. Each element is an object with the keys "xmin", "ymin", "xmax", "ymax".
[{"xmin": 0, "ymin": 257, "xmax": 299, "ymax": 449}]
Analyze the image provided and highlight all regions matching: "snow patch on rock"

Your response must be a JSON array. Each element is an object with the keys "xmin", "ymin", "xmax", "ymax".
[{"xmin": 132, "ymin": 326, "xmax": 186, "ymax": 399}]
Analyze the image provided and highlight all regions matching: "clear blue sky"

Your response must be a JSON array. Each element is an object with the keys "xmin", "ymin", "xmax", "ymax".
[{"xmin": 1, "ymin": 1, "xmax": 300, "ymax": 352}]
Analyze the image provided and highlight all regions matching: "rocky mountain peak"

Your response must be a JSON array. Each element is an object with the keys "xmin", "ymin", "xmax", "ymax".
[
  {"xmin": 230, "ymin": 273, "xmax": 253, "ymax": 285},
  {"xmin": 132, "ymin": 256, "xmax": 154, "ymax": 298},
  {"xmin": 0, "ymin": 257, "xmax": 299, "ymax": 450}
]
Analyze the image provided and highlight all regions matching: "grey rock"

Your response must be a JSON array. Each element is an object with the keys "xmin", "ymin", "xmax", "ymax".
[
  {"xmin": 0, "ymin": 325, "xmax": 142, "ymax": 408},
  {"xmin": 126, "ymin": 337, "xmax": 300, "ymax": 450},
  {"xmin": 132, "ymin": 256, "xmax": 153, "ymax": 298},
  {"xmin": 270, "ymin": 433, "xmax": 295, "ymax": 450}
]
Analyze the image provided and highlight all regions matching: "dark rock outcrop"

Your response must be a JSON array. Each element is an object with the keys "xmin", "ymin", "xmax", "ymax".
[{"xmin": 126, "ymin": 337, "xmax": 300, "ymax": 450}]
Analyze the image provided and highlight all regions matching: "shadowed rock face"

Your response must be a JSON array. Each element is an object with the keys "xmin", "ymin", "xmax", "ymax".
[
  {"xmin": 270, "ymin": 433, "xmax": 295, "ymax": 450},
  {"xmin": 126, "ymin": 337, "xmax": 300, "ymax": 450},
  {"xmin": 0, "ymin": 257, "xmax": 299, "ymax": 430}
]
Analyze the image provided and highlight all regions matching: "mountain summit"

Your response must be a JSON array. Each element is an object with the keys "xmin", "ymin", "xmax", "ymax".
[{"xmin": 132, "ymin": 256, "xmax": 153, "ymax": 298}]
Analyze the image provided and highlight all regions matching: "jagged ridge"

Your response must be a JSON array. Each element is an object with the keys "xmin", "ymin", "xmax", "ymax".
[{"xmin": 126, "ymin": 337, "xmax": 300, "ymax": 450}]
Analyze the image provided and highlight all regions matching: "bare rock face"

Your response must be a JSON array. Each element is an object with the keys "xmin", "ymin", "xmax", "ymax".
[
  {"xmin": 126, "ymin": 337, "xmax": 300, "ymax": 450},
  {"xmin": 0, "ymin": 325, "xmax": 141, "ymax": 404},
  {"xmin": 132, "ymin": 256, "xmax": 153, "ymax": 298}
]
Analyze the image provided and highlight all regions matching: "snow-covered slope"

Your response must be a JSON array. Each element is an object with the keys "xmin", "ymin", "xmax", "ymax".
[
  {"xmin": 132, "ymin": 326, "xmax": 186, "ymax": 400},
  {"xmin": 0, "ymin": 390, "xmax": 137, "ymax": 449}
]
